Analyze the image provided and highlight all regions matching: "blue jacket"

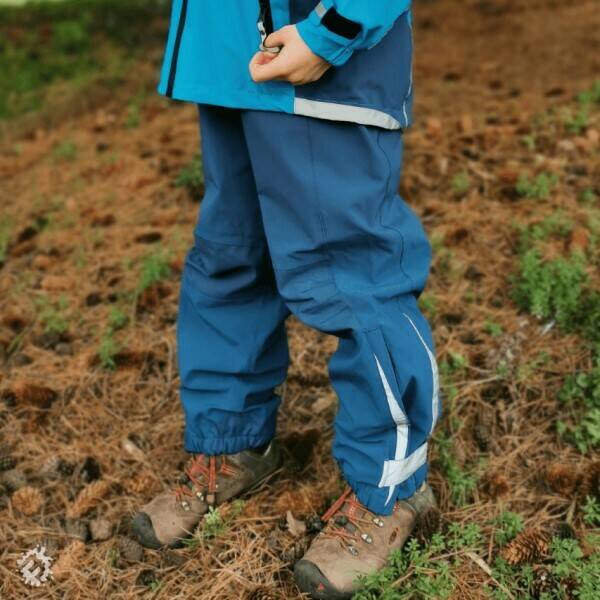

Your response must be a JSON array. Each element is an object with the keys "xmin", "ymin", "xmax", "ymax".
[{"xmin": 158, "ymin": 1, "xmax": 414, "ymax": 130}]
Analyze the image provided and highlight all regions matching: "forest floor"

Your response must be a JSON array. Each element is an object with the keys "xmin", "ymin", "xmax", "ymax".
[{"xmin": 0, "ymin": 0, "xmax": 599, "ymax": 598}]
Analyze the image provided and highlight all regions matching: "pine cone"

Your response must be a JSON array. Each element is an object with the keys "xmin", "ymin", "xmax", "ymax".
[
  {"xmin": 0, "ymin": 454, "xmax": 16, "ymax": 471},
  {"xmin": 53, "ymin": 540, "xmax": 86, "ymax": 580},
  {"xmin": 500, "ymin": 528, "xmax": 551, "ymax": 565},
  {"xmin": 12, "ymin": 382, "xmax": 57, "ymax": 409},
  {"xmin": 12, "ymin": 486, "xmax": 44, "ymax": 516},
  {"xmin": 117, "ymin": 536, "xmax": 144, "ymax": 562},
  {"xmin": 532, "ymin": 564, "xmax": 556, "ymax": 598},
  {"xmin": 66, "ymin": 479, "xmax": 112, "ymax": 519},
  {"xmin": 244, "ymin": 586, "xmax": 282, "ymax": 600},
  {"xmin": 545, "ymin": 463, "xmax": 579, "ymax": 496}
]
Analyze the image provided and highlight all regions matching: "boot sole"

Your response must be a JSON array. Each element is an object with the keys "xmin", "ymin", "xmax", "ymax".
[{"xmin": 294, "ymin": 560, "xmax": 352, "ymax": 600}]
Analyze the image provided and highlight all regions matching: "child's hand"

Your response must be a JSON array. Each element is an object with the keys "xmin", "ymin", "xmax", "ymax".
[{"xmin": 249, "ymin": 25, "xmax": 330, "ymax": 85}]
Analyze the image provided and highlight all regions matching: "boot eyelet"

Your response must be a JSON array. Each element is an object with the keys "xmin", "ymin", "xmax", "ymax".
[
  {"xmin": 181, "ymin": 501, "xmax": 190, "ymax": 511},
  {"xmin": 361, "ymin": 533, "xmax": 373, "ymax": 544},
  {"xmin": 196, "ymin": 492, "xmax": 204, "ymax": 501},
  {"xmin": 347, "ymin": 545, "xmax": 359, "ymax": 556},
  {"xmin": 372, "ymin": 517, "xmax": 384, "ymax": 527}
]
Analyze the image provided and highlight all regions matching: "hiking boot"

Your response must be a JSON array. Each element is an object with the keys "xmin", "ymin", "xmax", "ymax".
[
  {"xmin": 132, "ymin": 441, "xmax": 281, "ymax": 549},
  {"xmin": 294, "ymin": 483, "xmax": 437, "ymax": 599}
]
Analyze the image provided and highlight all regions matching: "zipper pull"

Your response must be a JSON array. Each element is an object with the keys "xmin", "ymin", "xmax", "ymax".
[{"xmin": 257, "ymin": 19, "xmax": 281, "ymax": 54}]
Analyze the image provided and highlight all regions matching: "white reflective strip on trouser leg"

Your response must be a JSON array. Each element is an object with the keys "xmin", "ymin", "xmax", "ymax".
[
  {"xmin": 314, "ymin": 1, "xmax": 327, "ymax": 18},
  {"xmin": 379, "ymin": 442, "xmax": 428, "ymax": 487},
  {"xmin": 403, "ymin": 313, "xmax": 440, "ymax": 434},
  {"xmin": 294, "ymin": 98, "xmax": 403, "ymax": 131},
  {"xmin": 374, "ymin": 355, "xmax": 409, "ymax": 505}
]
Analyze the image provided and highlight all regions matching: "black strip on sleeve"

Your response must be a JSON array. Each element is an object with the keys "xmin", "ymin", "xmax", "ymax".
[{"xmin": 321, "ymin": 8, "xmax": 362, "ymax": 40}]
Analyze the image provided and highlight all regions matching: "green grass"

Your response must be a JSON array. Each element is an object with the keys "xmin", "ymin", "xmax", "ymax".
[
  {"xmin": 175, "ymin": 154, "xmax": 204, "ymax": 198},
  {"xmin": 137, "ymin": 250, "xmax": 172, "ymax": 293},
  {"xmin": 0, "ymin": 217, "xmax": 12, "ymax": 263},
  {"xmin": 0, "ymin": 0, "xmax": 168, "ymax": 119},
  {"xmin": 35, "ymin": 294, "xmax": 69, "ymax": 334},
  {"xmin": 97, "ymin": 331, "xmax": 120, "ymax": 370},
  {"xmin": 492, "ymin": 512, "xmax": 524, "ymax": 546},
  {"xmin": 450, "ymin": 171, "xmax": 471, "ymax": 197},
  {"xmin": 516, "ymin": 172, "xmax": 559, "ymax": 200}
]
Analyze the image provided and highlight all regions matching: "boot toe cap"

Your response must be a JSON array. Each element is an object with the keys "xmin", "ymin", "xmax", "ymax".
[
  {"xmin": 294, "ymin": 559, "xmax": 352, "ymax": 600},
  {"xmin": 131, "ymin": 512, "xmax": 163, "ymax": 549}
]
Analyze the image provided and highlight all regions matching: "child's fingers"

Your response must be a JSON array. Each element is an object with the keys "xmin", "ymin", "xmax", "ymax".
[
  {"xmin": 264, "ymin": 27, "xmax": 289, "ymax": 49},
  {"xmin": 249, "ymin": 52, "xmax": 286, "ymax": 82}
]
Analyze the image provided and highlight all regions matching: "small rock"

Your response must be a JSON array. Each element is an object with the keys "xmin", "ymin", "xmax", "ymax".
[{"xmin": 89, "ymin": 518, "xmax": 113, "ymax": 542}]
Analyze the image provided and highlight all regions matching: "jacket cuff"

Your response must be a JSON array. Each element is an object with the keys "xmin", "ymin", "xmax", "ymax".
[{"xmin": 295, "ymin": 2, "xmax": 357, "ymax": 67}]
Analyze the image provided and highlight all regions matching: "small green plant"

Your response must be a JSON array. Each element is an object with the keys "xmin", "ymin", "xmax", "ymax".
[
  {"xmin": 418, "ymin": 293, "xmax": 438, "ymax": 319},
  {"xmin": 563, "ymin": 107, "xmax": 589, "ymax": 134},
  {"xmin": 578, "ymin": 188, "xmax": 597, "ymax": 205},
  {"xmin": 515, "ymin": 212, "xmax": 574, "ymax": 251},
  {"xmin": 98, "ymin": 332, "xmax": 120, "ymax": 370},
  {"xmin": 581, "ymin": 496, "xmax": 600, "ymax": 527},
  {"xmin": 137, "ymin": 250, "xmax": 172, "ymax": 293},
  {"xmin": 439, "ymin": 351, "xmax": 469, "ymax": 378},
  {"xmin": 577, "ymin": 79, "xmax": 600, "ymax": 106},
  {"xmin": 521, "ymin": 134, "xmax": 536, "ymax": 150},
  {"xmin": 434, "ymin": 433, "xmax": 478, "ymax": 506},
  {"xmin": 516, "ymin": 172, "xmax": 559, "ymax": 200},
  {"xmin": 493, "ymin": 512, "xmax": 524, "ymax": 546},
  {"xmin": 108, "ymin": 306, "xmax": 129, "ymax": 332},
  {"xmin": 512, "ymin": 249, "xmax": 587, "ymax": 329},
  {"xmin": 0, "ymin": 217, "xmax": 12, "ymax": 263},
  {"xmin": 183, "ymin": 499, "xmax": 245, "ymax": 547},
  {"xmin": 485, "ymin": 320, "xmax": 503, "ymax": 338},
  {"xmin": 175, "ymin": 154, "xmax": 204, "ymax": 197},
  {"xmin": 355, "ymin": 524, "xmax": 485, "ymax": 599},
  {"xmin": 53, "ymin": 140, "xmax": 78, "ymax": 162},
  {"xmin": 126, "ymin": 103, "xmax": 140, "ymax": 128},
  {"xmin": 36, "ymin": 295, "xmax": 69, "ymax": 334},
  {"xmin": 106, "ymin": 547, "xmax": 120, "ymax": 568},
  {"xmin": 450, "ymin": 171, "xmax": 471, "ymax": 197}
]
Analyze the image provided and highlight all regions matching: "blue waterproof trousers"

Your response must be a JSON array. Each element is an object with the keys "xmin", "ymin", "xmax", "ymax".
[{"xmin": 177, "ymin": 105, "xmax": 440, "ymax": 515}]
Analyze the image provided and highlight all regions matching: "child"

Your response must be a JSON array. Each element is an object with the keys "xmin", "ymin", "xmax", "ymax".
[{"xmin": 133, "ymin": 2, "xmax": 440, "ymax": 597}]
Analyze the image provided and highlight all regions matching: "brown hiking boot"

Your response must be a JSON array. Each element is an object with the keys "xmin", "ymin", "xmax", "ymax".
[
  {"xmin": 294, "ymin": 483, "xmax": 437, "ymax": 599},
  {"xmin": 132, "ymin": 442, "xmax": 281, "ymax": 548}
]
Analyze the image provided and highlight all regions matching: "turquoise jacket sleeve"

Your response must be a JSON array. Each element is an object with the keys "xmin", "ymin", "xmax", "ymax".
[{"xmin": 296, "ymin": 0, "xmax": 412, "ymax": 66}]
